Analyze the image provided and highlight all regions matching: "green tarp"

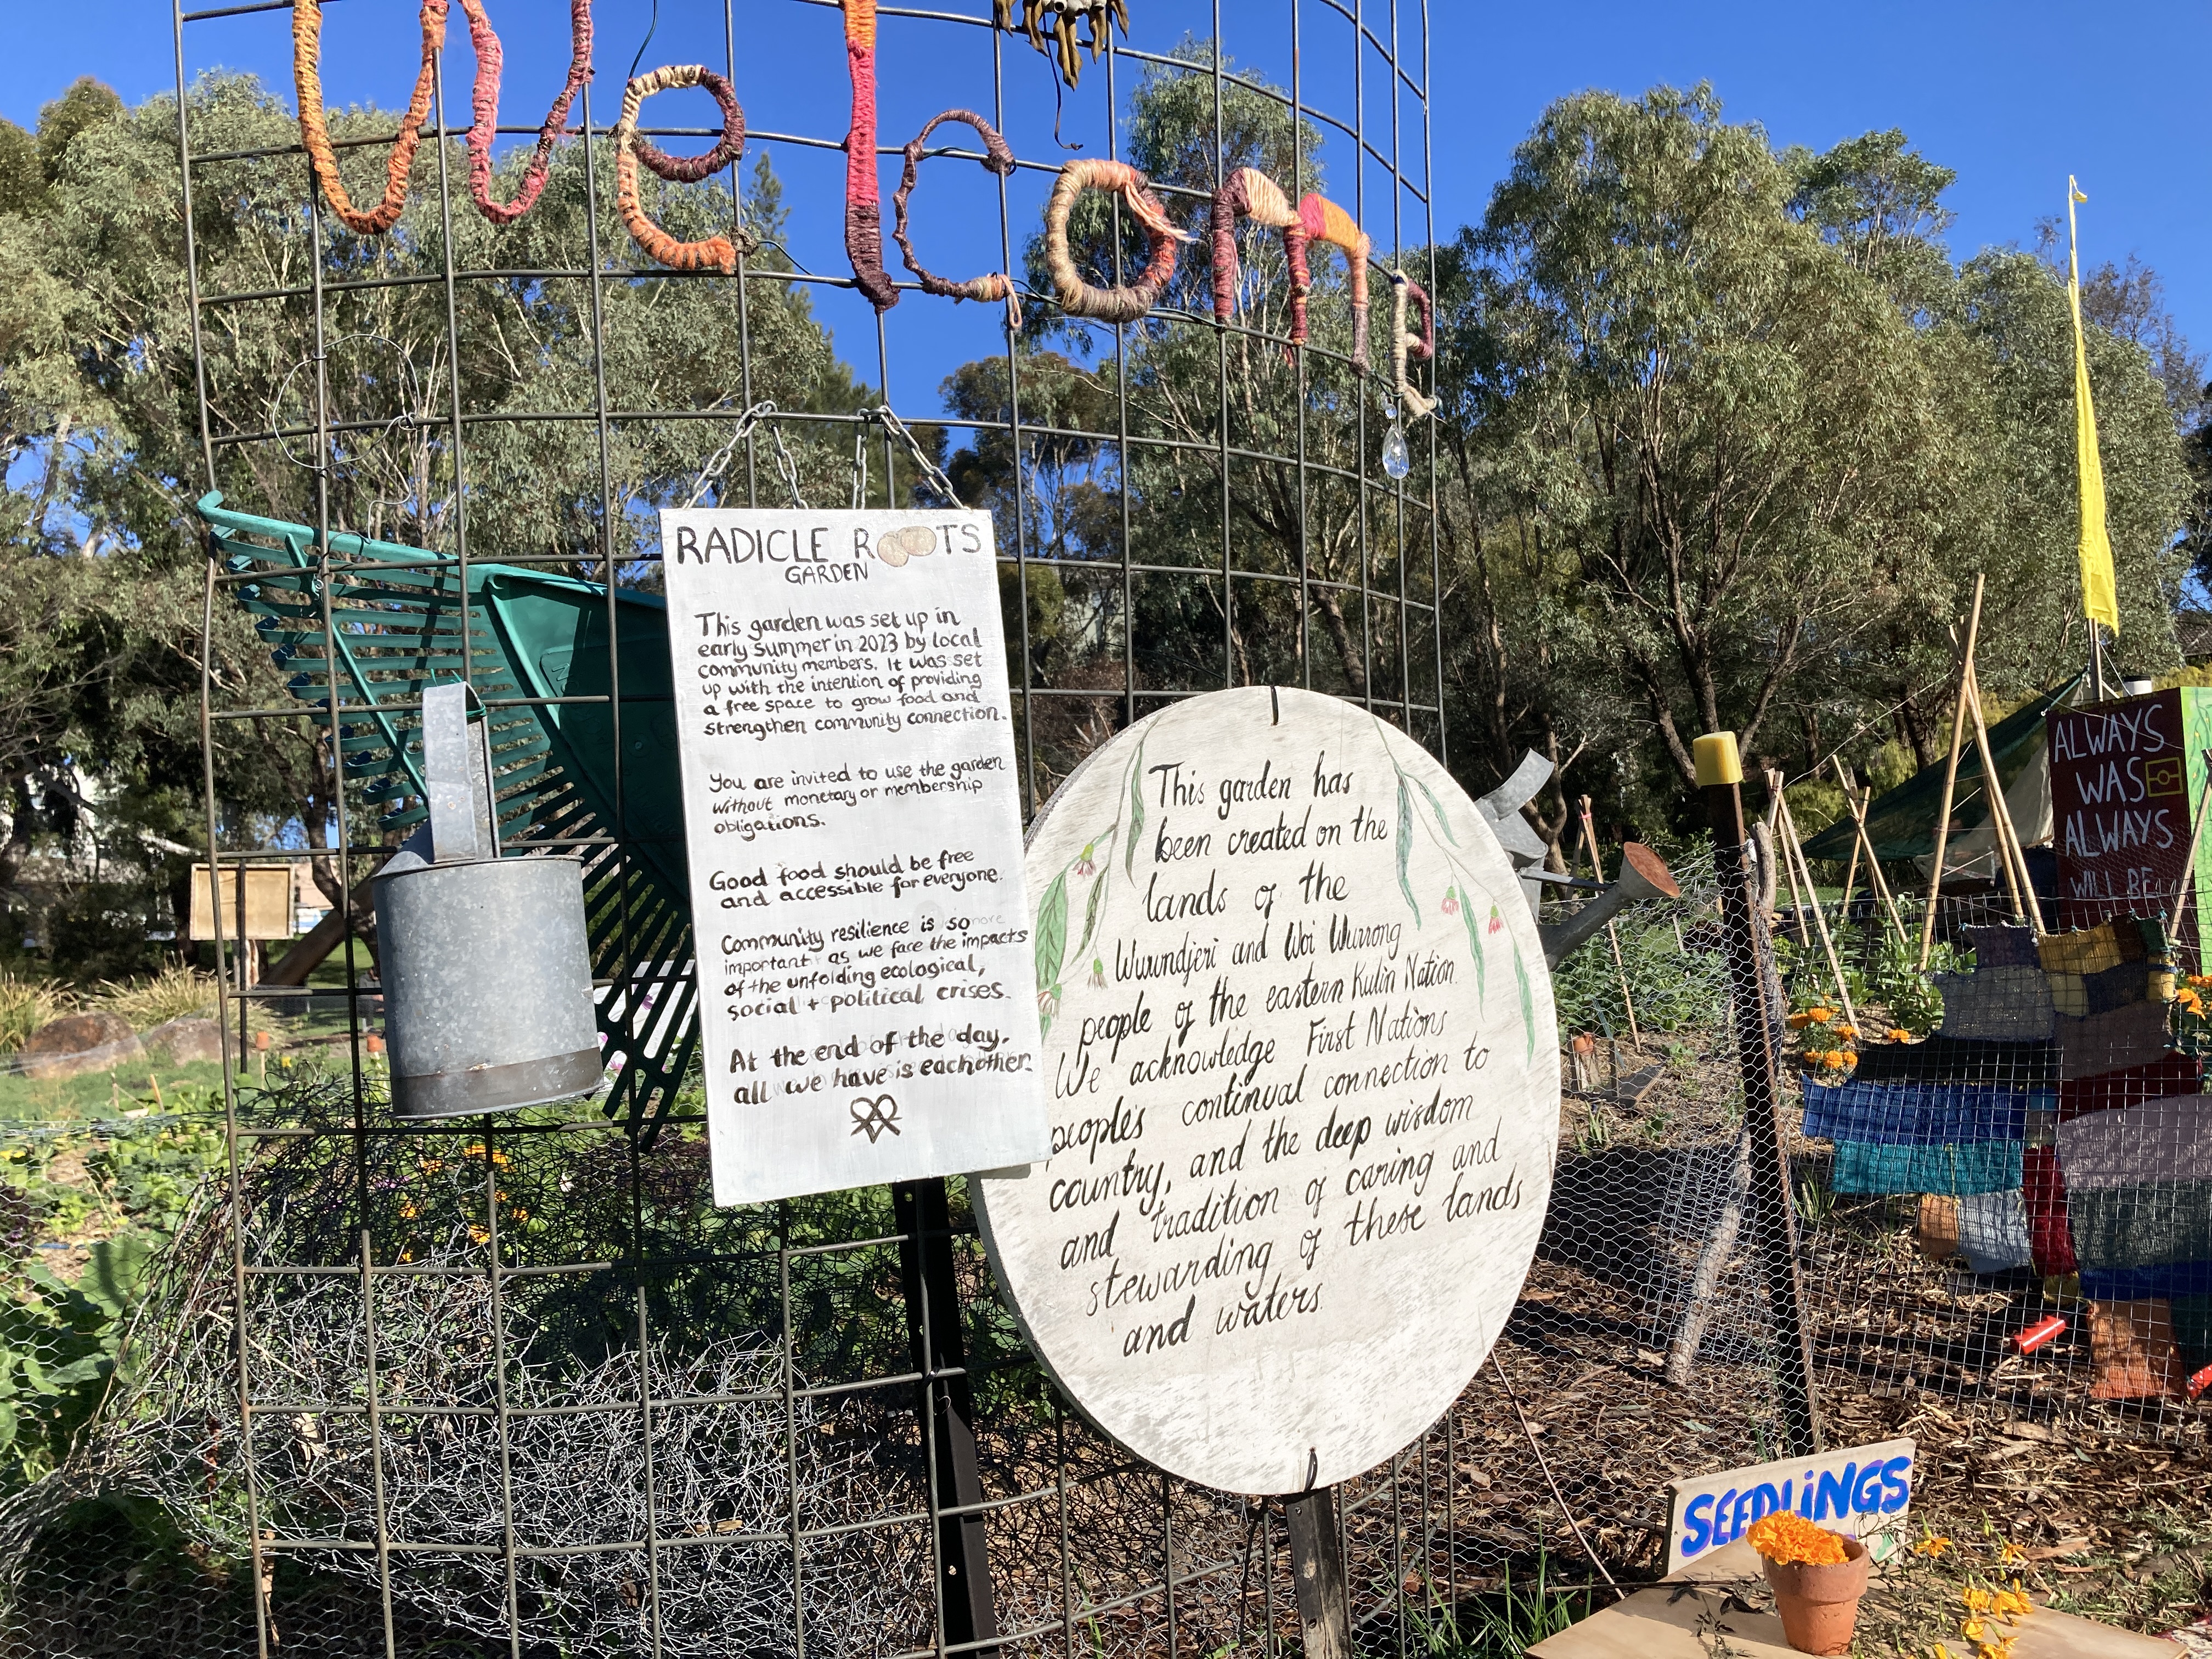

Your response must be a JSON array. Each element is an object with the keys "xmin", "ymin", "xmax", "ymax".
[{"xmin": 1799, "ymin": 678, "xmax": 2081, "ymax": 862}]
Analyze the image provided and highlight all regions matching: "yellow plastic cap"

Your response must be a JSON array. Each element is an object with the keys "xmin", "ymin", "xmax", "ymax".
[{"xmin": 1693, "ymin": 732, "xmax": 1742, "ymax": 788}]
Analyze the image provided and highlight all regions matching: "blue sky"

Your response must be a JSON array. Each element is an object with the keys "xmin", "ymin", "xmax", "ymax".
[{"xmin": 5, "ymin": 1, "xmax": 2207, "ymax": 417}]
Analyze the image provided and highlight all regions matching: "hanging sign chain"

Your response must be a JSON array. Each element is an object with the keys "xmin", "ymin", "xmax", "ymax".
[
  {"xmin": 863, "ymin": 405, "xmax": 963, "ymax": 508},
  {"xmin": 680, "ymin": 401, "xmax": 808, "ymax": 510}
]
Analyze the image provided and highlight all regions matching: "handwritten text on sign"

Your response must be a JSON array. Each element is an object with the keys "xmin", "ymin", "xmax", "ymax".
[
  {"xmin": 974, "ymin": 688, "xmax": 1559, "ymax": 1495},
  {"xmin": 660, "ymin": 509, "xmax": 1048, "ymax": 1206}
]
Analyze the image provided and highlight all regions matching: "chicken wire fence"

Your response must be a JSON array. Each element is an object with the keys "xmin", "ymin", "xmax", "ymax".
[{"xmin": 3, "ymin": 0, "xmax": 2209, "ymax": 1649}]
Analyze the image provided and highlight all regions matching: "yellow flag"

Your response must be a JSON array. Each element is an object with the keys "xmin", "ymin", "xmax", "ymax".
[{"xmin": 2067, "ymin": 177, "xmax": 2119, "ymax": 633}]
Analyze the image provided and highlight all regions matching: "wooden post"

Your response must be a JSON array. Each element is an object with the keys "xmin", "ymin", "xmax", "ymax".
[
  {"xmin": 1962, "ymin": 668, "xmax": 2044, "ymax": 939},
  {"xmin": 1769, "ymin": 771, "xmax": 1813, "ymax": 948},
  {"xmin": 1581, "ymin": 797, "xmax": 1643, "ymax": 1052},
  {"xmin": 1831, "ymin": 757, "xmax": 1907, "ymax": 946},
  {"xmin": 1835, "ymin": 804, "xmax": 1864, "ymax": 940},
  {"xmin": 895, "ymin": 1179, "xmax": 1001, "ymax": 1659},
  {"xmin": 1283, "ymin": 1487, "xmax": 1352, "ymax": 1659},
  {"xmin": 1776, "ymin": 796, "xmax": 1859, "ymax": 1035},
  {"xmin": 1695, "ymin": 731, "xmax": 1822, "ymax": 1457},
  {"xmin": 1919, "ymin": 575, "xmax": 1987, "ymax": 970}
]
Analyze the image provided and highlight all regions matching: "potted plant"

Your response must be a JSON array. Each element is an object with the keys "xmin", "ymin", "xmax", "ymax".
[{"xmin": 1747, "ymin": 1512, "xmax": 1872, "ymax": 1656}]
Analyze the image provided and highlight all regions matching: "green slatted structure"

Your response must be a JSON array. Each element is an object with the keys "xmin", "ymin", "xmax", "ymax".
[{"xmin": 199, "ymin": 492, "xmax": 696, "ymax": 1139}]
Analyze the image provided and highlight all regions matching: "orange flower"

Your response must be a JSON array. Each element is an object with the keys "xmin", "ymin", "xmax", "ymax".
[
  {"xmin": 1807, "ymin": 1007, "xmax": 1835, "ymax": 1024},
  {"xmin": 1836, "ymin": 1024, "xmax": 1859, "ymax": 1040},
  {"xmin": 1788, "ymin": 1012, "xmax": 1815, "ymax": 1030},
  {"xmin": 1886, "ymin": 1027, "xmax": 1913, "ymax": 1043},
  {"xmin": 1746, "ymin": 1511, "xmax": 1851, "ymax": 1566},
  {"xmin": 2177, "ymin": 988, "xmax": 2203, "ymax": 1015}
]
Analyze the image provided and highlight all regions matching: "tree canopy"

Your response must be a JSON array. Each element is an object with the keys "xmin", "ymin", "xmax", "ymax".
[{"xmin": 0, "ymin": 65, "xmax": 2200, "ymax": 972}]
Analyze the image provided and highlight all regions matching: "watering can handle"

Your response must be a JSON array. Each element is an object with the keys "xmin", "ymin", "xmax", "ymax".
[{"xmin": 423, "ymin": 681, "xmax": 498, "ymax": 864}]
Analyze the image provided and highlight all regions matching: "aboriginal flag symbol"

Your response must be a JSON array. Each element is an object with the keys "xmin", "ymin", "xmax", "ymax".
[{"xmin": 2145, "ymin": 755, "xmax": 2185, "ymax": 799}]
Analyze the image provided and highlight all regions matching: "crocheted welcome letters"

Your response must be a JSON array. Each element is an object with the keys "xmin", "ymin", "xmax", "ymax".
[
  {"xmin": 840, "ymin": 0, "xmax": 900, "ymax": 311},
  {"xmin": 283, "ymin": 0, "xmax": 1426, "ymax": 413}
]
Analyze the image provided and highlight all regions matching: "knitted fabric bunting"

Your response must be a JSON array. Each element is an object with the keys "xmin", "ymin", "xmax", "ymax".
[
  {"xmin": 1289, "ymin": 193, "xmax": 1370, "ymax": 373},
  {"xmin": 293, "ymin": 0, "xmax": 448, "ymax": 235},
  {"xmin": 1044, "ymin": 158, "xmax": 1189, "ymax": 324},
  {"xmin": 1205, "ymin": 167, "xmax": 1298, "ymax": 324},
  {"xmin": 613, "ymin": 66, "xmax": 758, "ymax": 275},
  {"xmin": 456, "ymin": 0, "xmax": 593, "ymax": 226},
  {"xmin": 841, "ymin": 0, "xmax": 900, "ymax": 311},
  {"xmin": 1387, "ymin": 268, "xmax": 1437, "ymax": 417},
  {"xmin": 891, "ymin": 110, "xmax": 1019, "ymax": 320}
]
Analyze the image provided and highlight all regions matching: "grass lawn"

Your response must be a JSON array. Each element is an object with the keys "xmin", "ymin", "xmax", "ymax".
[{"xmin": 0, "ymin": 1058, "xmax": 230, "ymax": 1124}]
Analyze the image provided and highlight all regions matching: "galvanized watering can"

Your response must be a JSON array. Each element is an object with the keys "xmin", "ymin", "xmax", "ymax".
[{"xmin": 373, "ymin": 682, "xmax": 602, "ymax": 1119}]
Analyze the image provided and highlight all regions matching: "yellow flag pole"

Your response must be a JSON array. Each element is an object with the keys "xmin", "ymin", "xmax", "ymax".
[{"xmin": 2068, "ymin": 176, "xmax": 2119, "ymax": 690}]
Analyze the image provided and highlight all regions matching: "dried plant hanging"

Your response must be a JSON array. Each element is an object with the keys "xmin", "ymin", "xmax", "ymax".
[
  {"xmin": 993, "ymin": 1, "xmax": 1128, "ymax": 91},
  {"xmin": 840, "ymin": 0, "xmax": 900, "ymax": 311},
  {"xmin": 292, "ymin": 0, "xmax": 448, "ymax": 235},
  {"xmin": 456, "ymin": 0, "xmax": 594, "ymax": 227}
]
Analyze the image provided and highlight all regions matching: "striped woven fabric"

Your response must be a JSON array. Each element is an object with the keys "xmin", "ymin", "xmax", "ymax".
[
  {"xmin": 2057, "ymin": 1054, "xmax": 2203, "ymax": 1122},
  {"xmin": 1959, "ymin": 1187, "xmax": 2035, "ymax": 1273},
  {"xmin": 1850, "ymin": 1037, "xmax": 2056, "ymax": 1088},
  {"xmin": 1832, "ymin": 1139, "xmax": 2022, "ymax": 1197},
  {"xmin": 2054, "ymin": 1094, "xmax": 2212, "ymax": 1189},
  {"xmin": 1802, "ymin": 1081, "xmax": 2038, "ymax": 1146}
]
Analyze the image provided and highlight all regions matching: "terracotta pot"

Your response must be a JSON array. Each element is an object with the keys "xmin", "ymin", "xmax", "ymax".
[{"xmin": 1761, "ymin": 1535, "xmax": 1871, "ymax": 1656}]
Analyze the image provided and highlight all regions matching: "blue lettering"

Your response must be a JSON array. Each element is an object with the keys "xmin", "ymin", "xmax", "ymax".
[
  {"xmin": 1713, "ymin": 1488, "xmax": 1739, "ymax": 1545},
  {"xmin": 1747, "ymin": 1483, "xmax": 1781, "ymax": 1526},
  {"xmin": 1797, "ymin": 1473, "xmax": 1815, "ymax": 1516},
  {"xmin": 1878, "ymin": 1456, "xmax": 1911, "ymax": 1514},
  {"xmin": 1733, "ymin": 1488, "xmax": 1759, "ymax": 1538},
  {"xmin": 1853, "ymin": 1465, "xmax": 1887, "ymax": 1512},
  {"xmin": 1682, "ymin": 1494, "xmax": 1714, "ymax": 1556},
  {"xmin": 1814, "ymin": 1464, "xmax": 1857, "ymax": 1522}
]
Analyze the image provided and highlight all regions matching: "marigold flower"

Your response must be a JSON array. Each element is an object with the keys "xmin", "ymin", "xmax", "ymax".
[
  {"xmin": 1808, "ymin": 1007, "xmax": 1835, "ymax": 1024},
  {"xmin": 1788, "ymin": 1011, "xmax": 1815, "ymax": 1030},
  {"xmin": 1836, "ymin": 1024, "xmax": 1859, "ymax": 1040},
  {"xmin": 469, "ymin": 1224, "xmax": 490, "ymax": 1245},
  {"xmin": 1886, "ymin": 1027, "xmax": 1913, "ymax": 1043},
  {"xmin": 1746, "ymin": 1511, "xmax": 1850, "ymax": 1566}
]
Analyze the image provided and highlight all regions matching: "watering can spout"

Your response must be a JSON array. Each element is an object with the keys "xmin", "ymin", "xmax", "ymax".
[{"xmin": 1538, "ymin": 842, "xmax": 1679, "ymax": 970}]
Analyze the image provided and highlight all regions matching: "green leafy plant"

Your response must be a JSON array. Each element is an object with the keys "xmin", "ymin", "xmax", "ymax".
[
  {"xmin": 1413, "ymin": 1552, "xmax": 1592, "ymax": 1659},
  {"xmin": 0, "ymin": 1232, "xmax": 154, "ymax": 1482}
]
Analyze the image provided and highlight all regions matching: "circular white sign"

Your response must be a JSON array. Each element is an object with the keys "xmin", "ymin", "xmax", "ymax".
[{"xmin": 974, "ymin": 688, "xmax": 1558, "ymax": 1494}]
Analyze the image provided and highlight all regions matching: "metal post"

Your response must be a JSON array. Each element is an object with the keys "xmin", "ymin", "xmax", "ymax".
[
  {"xmin": 1282, "ymin": 1486, "xmax": 1352, "ymax": 1659},
  {"xmin": 896, "ymin": 1178, "xmax": 1001, "ymax": 1658},
  {"xmin": 1695, "ymin": 731, "xmax": 1822, "ymax": 1456}
]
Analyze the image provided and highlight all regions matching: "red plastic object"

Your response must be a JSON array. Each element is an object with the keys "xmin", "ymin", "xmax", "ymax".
[
  {"xmin": 2189, "ymin": 1363, "xmax": 2212, "ymax": 1401},
  {"xmin": 2013, "ymin": 1314, "xmax": 2068, "ymax": 1355}
]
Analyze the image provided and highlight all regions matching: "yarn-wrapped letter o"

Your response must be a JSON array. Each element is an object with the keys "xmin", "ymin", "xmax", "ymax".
[
  {"xmin": 892, "ymin": 110, "xmax": 1020, "ymax": 314},
  {"xmin": 614, "ymin": 66, "xmax": 758, "ymax": 275},
  {"xmin": 1389, "ymin": 269, "xmax": 1438, "ymax": 419},
  {"xmin": 1044, "ymin": 159, "xmax": 1188, "ymax": 325}
]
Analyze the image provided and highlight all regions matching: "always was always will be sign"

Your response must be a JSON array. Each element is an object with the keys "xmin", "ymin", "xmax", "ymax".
[
  {"xmin": 1665, "ymin": 1438, "xmax": 1916, "ymax": 1575},
  {"xmin": 658, "ymin": 507, "xmax": 1048, "ymax": 1206}
]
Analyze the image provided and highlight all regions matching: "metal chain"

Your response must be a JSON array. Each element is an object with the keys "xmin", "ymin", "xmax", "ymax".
[
  {"xmin": 862, "ymin": 404, "xmax": 963, "ymax": 509},
  {"xmin": 680, "ymin": 400, "xmax": 781, "ymax": 509}
]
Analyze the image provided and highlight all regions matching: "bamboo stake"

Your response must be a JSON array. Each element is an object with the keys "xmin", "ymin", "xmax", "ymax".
[
  {"xmin": 1832, "ymin": 756, "xmax": 1908, "ymax": 946},
  {"xmin": 1963, "ymin": 665, "xmax": 2045, "ymax": 939},
  {"xmin": 1778, "ymin": 794, "xmax": 1860, "ymax": 1035},
  {"xmin": 1579, "ymin": 796, "xmax": 1643, "ymax": 1052},
  {"xmin": 1961, "ymin": 671, "xmax": 2030, "ymax": 928},
  {"xmin": 1770, "ymin": 770, "xmax": 1813, "ymax": 948},
  {"xmin": 2164, "ymin": 752, "xmax": 2212, "ymax": 974},
  {"xmin": 1836, "ymin": 803, "xmax": 1865, "ymax": 939},
  {"xmin": 1919, "ymin": 574, "xmax": 1987, "ymax": 969}
]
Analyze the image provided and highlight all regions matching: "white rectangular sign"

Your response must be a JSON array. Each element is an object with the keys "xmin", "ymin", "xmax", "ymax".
[
  {"xmin": 1665, "ymin": 1437, "xmax": 1915, "ymax": 1575},
  {"xmin": 659, "ymin": 507, "xmax": 1049, "ymax": 1205}
]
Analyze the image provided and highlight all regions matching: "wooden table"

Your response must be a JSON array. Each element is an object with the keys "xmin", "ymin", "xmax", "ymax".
[{"xmin": 1528, "ymin": 1541, "xmax": 2183, "ymax": 1659}]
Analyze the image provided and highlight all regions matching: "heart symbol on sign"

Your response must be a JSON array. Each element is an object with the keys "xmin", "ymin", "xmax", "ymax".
[
  {"xmin": 850, "ymin": 1094, "xmax": 902, "ymax": 1143},
  {"xmin": 873, "ymin": 525, "xmax": 936, "ymax": 567}
]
